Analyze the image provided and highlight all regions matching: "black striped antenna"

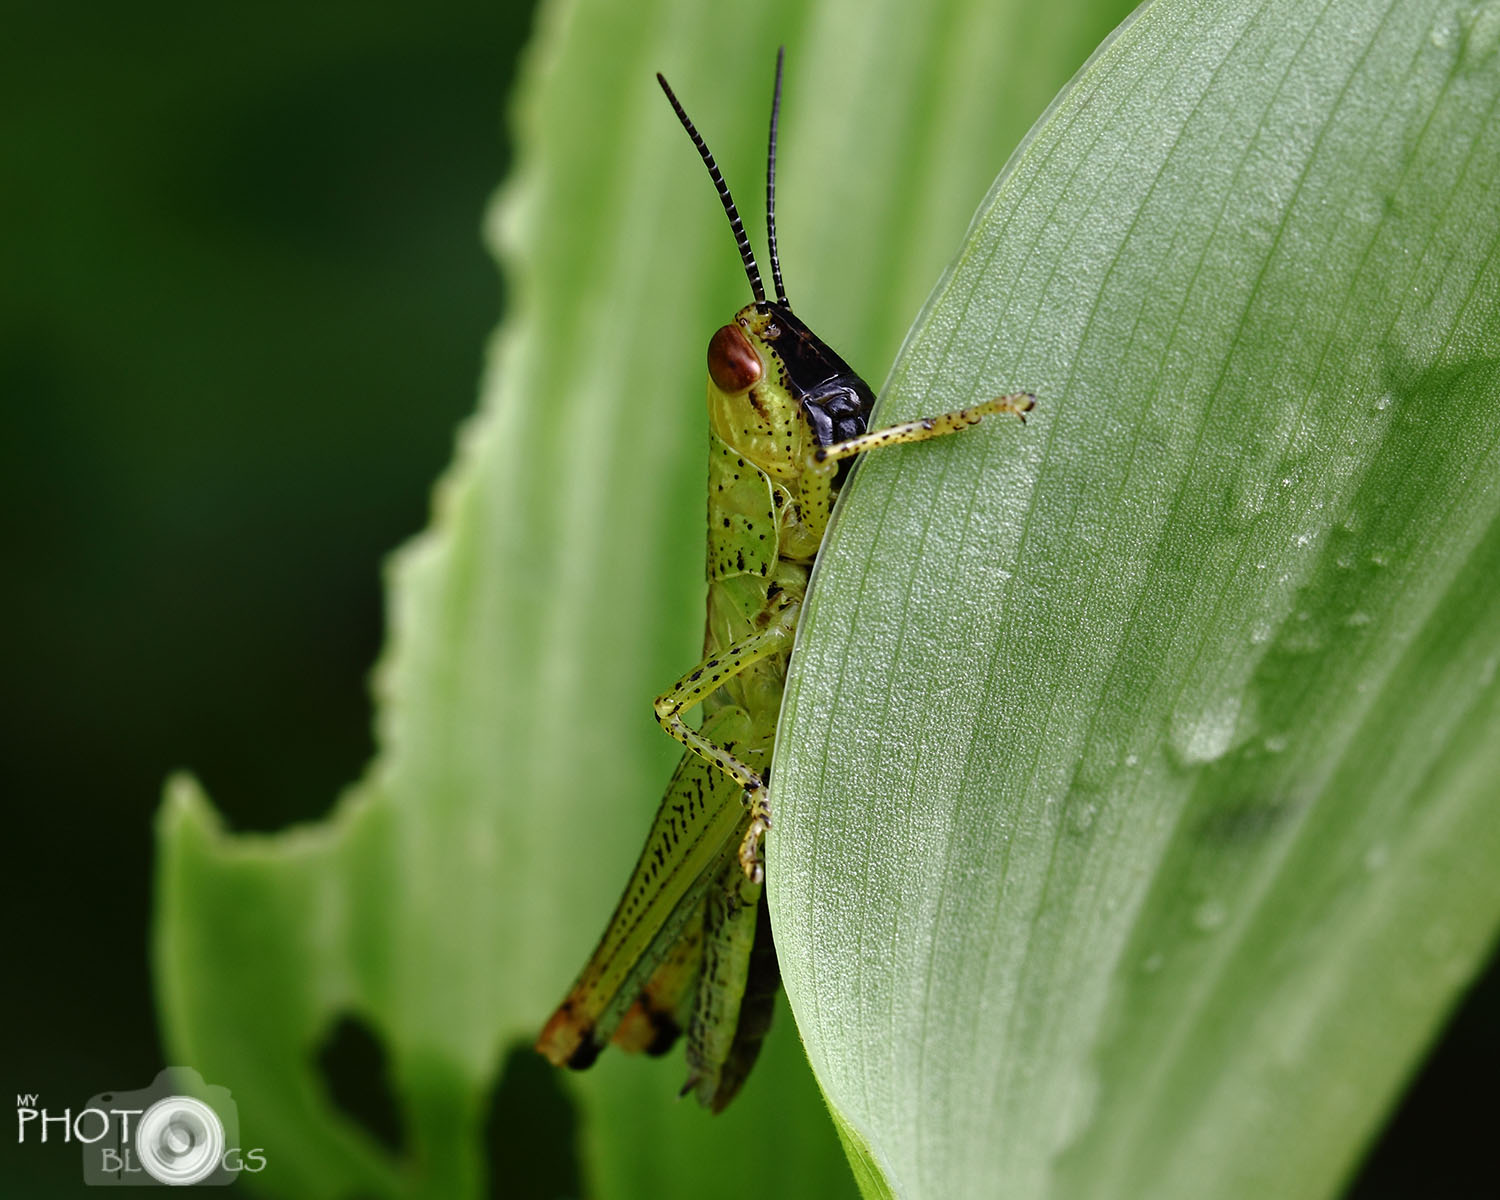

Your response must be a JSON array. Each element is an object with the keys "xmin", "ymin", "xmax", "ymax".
[
  {"xmin": 657, "ymin": 71, "xmax": 766, "ymax": 304},
  {"xmin": 766, "ymin": 47, "xmax": 788, "ymax": 305}
]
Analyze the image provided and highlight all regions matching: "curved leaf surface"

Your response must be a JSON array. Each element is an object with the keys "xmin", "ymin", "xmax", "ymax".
[{"xmin": 771, "ymin": 1, "xmax": 1500, "ymax": 1197}]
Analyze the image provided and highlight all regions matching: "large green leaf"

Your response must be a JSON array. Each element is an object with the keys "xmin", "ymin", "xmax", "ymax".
[
  {"xmin": 152, "ymin": 0, "xmax": 1135, "ymax": 1196},
  {"xmin": 772, "ymin": 0, "xmax": 1500, "ymax": 1197}
]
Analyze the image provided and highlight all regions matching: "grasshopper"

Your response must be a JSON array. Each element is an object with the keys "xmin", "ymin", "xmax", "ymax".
[{"xmin": 536, "ymin": 50, "xmax": 1034, "ymax": 1112}]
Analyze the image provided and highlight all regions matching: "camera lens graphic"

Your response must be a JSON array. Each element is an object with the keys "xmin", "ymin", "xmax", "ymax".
[{"xmin": 135, "ymin": 1096, "xmax": 225, "ymax": 1185}]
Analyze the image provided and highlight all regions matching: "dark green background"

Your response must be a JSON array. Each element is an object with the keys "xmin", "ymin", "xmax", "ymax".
[
  {"xmin": 2, "ymin": 1, "xmax": 1492, "ymax": 1195},
  {"xmin": 4, "ymin": 2, "xmax": 530, "ymax": 1192}
]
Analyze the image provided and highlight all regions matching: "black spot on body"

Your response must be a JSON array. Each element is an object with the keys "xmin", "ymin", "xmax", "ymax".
[
  {"xmin": 566, "ymin": 1039, "xmax": 602, "ymax": 1071},
  {"xmin": 643, "ymin": 1011, "xmax": 682, "ymax": 1057}
]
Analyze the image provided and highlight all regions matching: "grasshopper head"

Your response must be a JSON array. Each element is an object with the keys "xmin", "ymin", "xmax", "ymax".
[
  {"xmin": 706, "ymin": 301, "xmax": 876, "ymax": 482},
  {"xmin": 661, "ymin": 58, "xmax": 875, "ymax": 482}
]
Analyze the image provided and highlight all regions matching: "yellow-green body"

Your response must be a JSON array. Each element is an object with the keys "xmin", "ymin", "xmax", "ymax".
[
  {"xmin": 536, "ymin": 300, "xmax": 1033, "ymax": 1109},
  {"xmin": 536, "ymin": 55, "xmax": 1033, "ymax": 1111}
]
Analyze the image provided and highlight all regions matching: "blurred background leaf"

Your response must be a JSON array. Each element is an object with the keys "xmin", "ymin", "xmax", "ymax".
[
  {"xmin": 3, "ymin": 0, "xmax": 1494, "ymax": 1197},
  {"xmin": 771, "ymin": 0, "xmax": 1500, "ymax": 1197}
]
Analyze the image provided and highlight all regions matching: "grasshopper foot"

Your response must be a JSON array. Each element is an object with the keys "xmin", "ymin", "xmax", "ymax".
[
  {"xmin": 738, "ymin": 787, "xmax": 772, "ymax": 884},
  {"xmin": 986, "ymin": 391, "xmax": 1035, "ymax": 423}
]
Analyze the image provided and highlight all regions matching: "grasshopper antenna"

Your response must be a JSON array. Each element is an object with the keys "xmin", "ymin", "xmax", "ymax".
[
  {"xmin": 766, "ymin": 47, "xmax": 788, "ymax": 306},
  {"xmin": 658, "ymin": 72, "xmax": 766, "ymax": 304}
]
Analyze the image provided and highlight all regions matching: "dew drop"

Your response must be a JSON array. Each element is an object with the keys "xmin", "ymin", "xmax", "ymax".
[{"xmin": 1169, "ymin": 694, "xmax": 1242, "ymax": 766}]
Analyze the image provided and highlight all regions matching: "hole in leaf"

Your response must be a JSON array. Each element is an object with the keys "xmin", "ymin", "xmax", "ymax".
[
  {"xmin": 315, "ymin": 1013, "xmax": 405, "ymax": 1154},
  {"xmin": 485, "ymin": 1039, "xmax": 581, "ymax": 1199}
]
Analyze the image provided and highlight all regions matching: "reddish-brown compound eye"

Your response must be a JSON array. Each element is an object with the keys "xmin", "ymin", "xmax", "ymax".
[{"xmin": 707, "ymin": 323, "xmax": 762, "ymax": 393}]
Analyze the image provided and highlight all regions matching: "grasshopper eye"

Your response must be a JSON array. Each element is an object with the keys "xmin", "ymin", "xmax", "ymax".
[{"xmin": 708, "ymin": 324, "xmax": 762, "ymax": 393}]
